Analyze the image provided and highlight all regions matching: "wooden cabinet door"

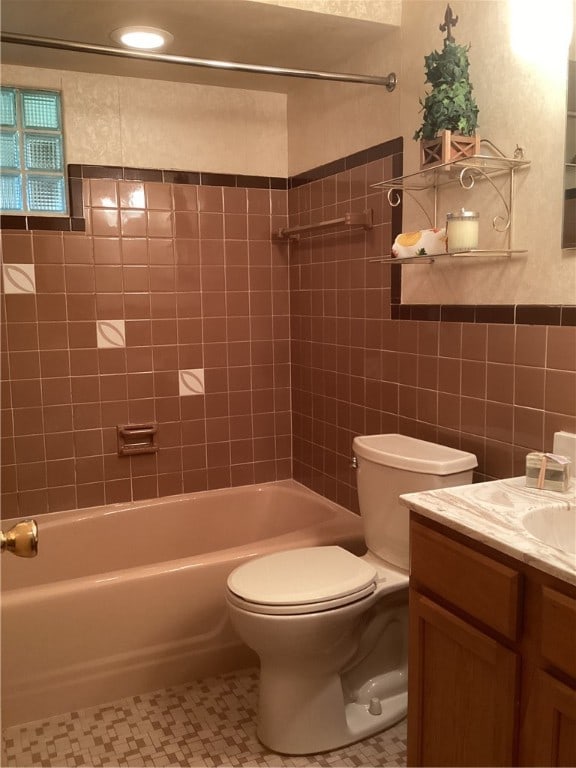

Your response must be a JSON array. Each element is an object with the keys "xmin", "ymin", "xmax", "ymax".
[
  {"xmin": 408, "ymin": 591, "xmax": 519, "ymax": 767},
  {"xmin": 520, "ymin": 670, "xmax": 576, "ymax": 767}
]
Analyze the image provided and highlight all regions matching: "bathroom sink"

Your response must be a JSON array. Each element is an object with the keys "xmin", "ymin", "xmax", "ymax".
[{"xmin": 521, "ymin": 507, "xmax": 576, "ymax": 555}]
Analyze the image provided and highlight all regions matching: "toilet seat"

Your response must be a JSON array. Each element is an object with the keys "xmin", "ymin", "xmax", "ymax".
[{"xmin": 226, "ymin": 546, "xmax": 377, "ymax": 616}]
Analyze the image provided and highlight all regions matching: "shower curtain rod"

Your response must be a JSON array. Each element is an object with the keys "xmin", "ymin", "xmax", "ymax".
[{"xmin": 1, "ymin": 32, "xmax": 397, "ymax": 91}]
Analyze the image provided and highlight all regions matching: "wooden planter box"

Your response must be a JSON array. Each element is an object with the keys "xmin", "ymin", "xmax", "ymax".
[{"xmin": 421, "ymin": 130, "xmax": 480, "ymax": 169}]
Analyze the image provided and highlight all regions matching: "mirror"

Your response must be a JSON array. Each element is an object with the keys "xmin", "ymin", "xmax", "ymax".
[{"xmin": 564, "ymin": 53, "xmax": 576, "ymax": 248}]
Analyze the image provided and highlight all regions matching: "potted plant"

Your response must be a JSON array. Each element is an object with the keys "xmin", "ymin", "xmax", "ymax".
[{"xmin": 414, "ymin": 4, "xmax": 480, "ymax": 168}]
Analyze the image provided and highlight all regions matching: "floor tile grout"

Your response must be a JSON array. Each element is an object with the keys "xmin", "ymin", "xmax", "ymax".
[{"xmin": 2, "ymin": 668, "xmax": 407, "ymax": 768}]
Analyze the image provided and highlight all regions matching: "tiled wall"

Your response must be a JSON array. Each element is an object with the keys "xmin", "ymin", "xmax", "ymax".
[
  {"xmin": 289, "ymin": 146, "xmax": 576, "ymax": 511},
  {"xmin": 2, "ymin": 144, "xmax": 575, "ymax": 520},
  {"xmin": 1, "ymin": 176, "xmax": 291, "ymax": 517}
]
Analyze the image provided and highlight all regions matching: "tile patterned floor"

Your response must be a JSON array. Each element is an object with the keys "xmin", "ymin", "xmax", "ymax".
[{"xmin": 2, "ymin": 668, "xmax": 407, "ymax": 768}]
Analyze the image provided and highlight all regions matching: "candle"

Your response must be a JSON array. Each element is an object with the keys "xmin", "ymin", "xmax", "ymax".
[{"xmin": 446, "ymin": 209, "xmax": 479, "ymax": 252}]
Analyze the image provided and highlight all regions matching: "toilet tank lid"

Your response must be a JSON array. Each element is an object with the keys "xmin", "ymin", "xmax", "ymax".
[
  {"xmin": 227, "ymin": 546, "xmax": 376, "ymax": 606},
  {"xmin": 353, "ymin": 434, "xmax": 478, "ymax": 475}
]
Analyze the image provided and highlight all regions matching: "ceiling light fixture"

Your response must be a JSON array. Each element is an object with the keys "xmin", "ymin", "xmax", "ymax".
[{"xmin": 110, "ymin": 26, "xmax": 173, "ymax": 50}]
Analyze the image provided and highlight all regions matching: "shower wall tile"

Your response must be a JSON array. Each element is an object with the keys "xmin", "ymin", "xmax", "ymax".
[
  {"xmin": 290, "ymin": 145, "xmax": 576, "ymax": 506},
  {"xmin": 1, "ymin": 176, "xmax": 291, "ymax": 518}
]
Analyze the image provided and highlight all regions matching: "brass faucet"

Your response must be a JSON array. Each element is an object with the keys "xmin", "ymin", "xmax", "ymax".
[{"xmin": 0, "ymin": 519, "xmax": 38, "ymax": 557}]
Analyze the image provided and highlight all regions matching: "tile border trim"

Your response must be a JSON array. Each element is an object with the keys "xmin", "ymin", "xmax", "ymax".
[
  {"xmin": 0, "ymin": 138, "xmax": 400, "ymax": 232},
  {"xmin": 391, "ymin": 303, "xmax": 576, "ymax": 326}
]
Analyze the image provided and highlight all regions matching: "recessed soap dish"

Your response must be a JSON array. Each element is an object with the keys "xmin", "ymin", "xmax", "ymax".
[{"xmin": 117, "ymin": 423, "xmax": 159, "ymax": 456}]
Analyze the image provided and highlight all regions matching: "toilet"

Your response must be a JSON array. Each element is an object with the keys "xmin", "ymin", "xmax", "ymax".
[{"xmin": 226, "ymin": 434, "xmax": 477, "ymax": 754}]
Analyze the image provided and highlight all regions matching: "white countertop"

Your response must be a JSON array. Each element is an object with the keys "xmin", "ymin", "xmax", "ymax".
[{"xmin": 401, "ymin": 477, "xmax": 576, "ymax": 586}]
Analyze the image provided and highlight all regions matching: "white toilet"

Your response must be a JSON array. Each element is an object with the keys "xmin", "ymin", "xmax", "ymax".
[{"xmin": 226, "ymin": 434, "xmax": 477, "ymax": 754}]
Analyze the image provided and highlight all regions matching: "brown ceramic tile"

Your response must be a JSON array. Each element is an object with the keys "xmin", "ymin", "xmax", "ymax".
[
  {"xmin": 42, "ymin": 377, "xmax": 72, "ymax": 406},
  {"xmin": 64, "ymin": 265, "xmax": 95, "ymax": 293},
  {"xmin": 460, "ymin": 397, "xmax": 486, "ymax": 436},
  {"xmin": 43, "ymin": 404, "xmax": 73, "ymax": 433},
  {"xmin": 121, "ymin": 210, "xmax": 147, "ymax": 237},
  {"xmin": 47, "ymin": 485, "xmax": 76, "ymax": 512},
  {"xmin": 144, "ymin": 182, "xmax": 172, "ymax": 210},
  {"xmin": 484, "ymin": 439, "xmax": 514, "ymax": 479},
  {"xmin": 172, "ymin": 185, "xmax": 197, "ymax": 212},
  {"xmin": 486, "ymin": 363, "xmax": 514, "ymax": 404},
  {"xmin": 515, "ymin": 325, "xmax": 547, "ymax": 367},
  {"xmin": 9, "ymin": 350, "xmax": 41, "ymax": 380},
  {"xmin": 93, "ymin": 237, "xmax": 122, "ymax": 264},
  {"xmin": 33, "ymin": 233, "xmax": 64, "ymax": 263},
  {"xmin": 35, "ymin": 264, "xmax": 65, "ymax": 293},
  {"xmin": 90, "ymin": 179, "xmax": 118, "ymax": 208},
  {"xmin": 174, "ymin": 211, "xmax": 199, "ymax": 237},
  {"xmin": 124, "ymin": 294, "xmax": 151, "ymax": 319},
  {"xmin": 93, "ymin": 266, "xmax": 122, "ymax": 293},
  {"xmin": 461, "ymin": 323, "xmax": 487, "ymax": 360},
  {"xmin": 74, "ymin": 429, "xmax": 103, "ymax": 457},
  {"xmin": 547, "ymin": 325, "xmax": 576, "ymax": 371},
  {"xmin": 437, "ymin": 357, "xmax": 461, "ymax": 394},
  {"xmin": 76, "ymin": 482, "xmax": 106, "ymax": 509},
  {"xmin": 40, "ymin": 349, "xmax": 70, "ymax": 378},
  {"xmin": 16, "ymin": 461, "xmax": 47, "ymax": 491},
  {"xmin": 123, "ymin": 266, "xmax": 150, "ymax": 292},
  {"xmin": 91, "ymin": 209, "xmax": 120, "ymax": 237},
  {"xmin": 485, "ymin": 401, "xmax": 513, "ymax": 443},
  {"xmin": 46, "ymin": 458, "xmax": 75, "ymax": 487},
  {"xmin": 99, "ymin": 348, "xmax": 127, "ymax": 374},
  {"xmin": 515, "ymin": 365, "xmax": 545, "ymax": 409},
  {"xmin": 545, "ymin": 369, "xmax": 576, "ymax": 416},
  {"xmin": 118, "ymin": 181, "xmax": 145, "ymax": 209},
  {"xmin": 223, "ymin": 187, "xmax": 247, "ymax": 214},
  {"xmin": 121, "ymin": 238, "xmax": 147, "ymax": 264},
  {"xmin": 14, "ymin": 434, "xmax": 45, "ymax": 463},
  {"xmin": 63, "ymin": 235, "xmax": 93, "ymax": 264},
  {"xmin": 4, "ymin": 294, "xmax": 37, "ymax": 322},
  {"xmin": 10, "ymin": 379, "xmax": 42, "ymax": 409},
  {"xmin": 45, "ymin": 431, "xmax": 75, "ymax": 460},
  {"xmin": 461, "ymin": 360, "xmax": 486, "ymax": 399},
  {"xmin": 70, "ymin": 377, "xmax": 100, "ymax": 406},
  {"xmin": 70, "ymin": 349, "xmax": 99, "ymax": 376},
  {"xmin": 67, "ymin": 294, "xmax": 96, "ymax": 321},
  {"xmin": 1, "ymin": 232, "xmax": 33, "ymax": 262},
  {"xmin": 439, "ymin": 323, "xmax": 462, "ymax": 358},
  {"xmin": 6, "ymin": 322, "xmax": 39, "ymax": 351},
  {"xmin": 68, "ymin": 322, "xmax": 97, "ymax": 349},
  {"xmin": 487, "ymin": 324, "xmax": 515, "ymax": 363},
  {"xmin": 36, "ymin": 293, "xmax": 67, "ymax": 321},
  {"xmin": 514, "ymin": 406, "xmax": 544, "ymax": 450}
]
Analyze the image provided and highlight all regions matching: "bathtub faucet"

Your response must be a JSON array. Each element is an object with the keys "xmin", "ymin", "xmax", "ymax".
[{"xmin": 0, "ymin": 519, "xmax": 38, "ymax": 557}]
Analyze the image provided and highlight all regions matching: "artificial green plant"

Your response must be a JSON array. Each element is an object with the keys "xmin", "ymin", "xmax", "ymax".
[{"xmin": 414, "ymin": 21, "xmax": 479, "ymax": 141}]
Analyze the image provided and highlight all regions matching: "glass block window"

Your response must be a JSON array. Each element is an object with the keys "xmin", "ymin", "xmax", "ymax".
[{"xmin": 0, "ymin": 87, "xmax": 67, "ymax": 214}]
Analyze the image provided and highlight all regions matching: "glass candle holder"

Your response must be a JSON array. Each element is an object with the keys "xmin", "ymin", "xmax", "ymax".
[{"xmin": 446, "ymin": 209, "xmax": 479, "ymax": 252}]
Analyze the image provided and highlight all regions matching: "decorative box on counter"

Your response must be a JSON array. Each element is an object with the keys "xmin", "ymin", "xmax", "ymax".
[{"xmin": 525, "ymin": 452, "xmax": 571, "ymax": 493}]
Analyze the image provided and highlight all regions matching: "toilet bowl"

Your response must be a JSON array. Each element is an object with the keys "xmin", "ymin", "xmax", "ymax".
[{"xmin": 226, "ymin": 434, "xmax": 477, "ymax": 754}]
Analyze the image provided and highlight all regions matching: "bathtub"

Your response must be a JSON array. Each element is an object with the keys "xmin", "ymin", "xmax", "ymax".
[{"xmin": 1, "ymin": 480, "xmax": 365, "ymax": 727}]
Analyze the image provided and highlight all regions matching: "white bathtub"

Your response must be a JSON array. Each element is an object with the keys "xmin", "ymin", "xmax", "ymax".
[{"xmin": 1, "ymin": 480, "xmax": 364, "ymax": 727}]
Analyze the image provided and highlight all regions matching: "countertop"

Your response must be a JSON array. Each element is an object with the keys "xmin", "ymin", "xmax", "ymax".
[{"xmin": 401, "ymin": 477, "xmax": 576, "ymax": 586}]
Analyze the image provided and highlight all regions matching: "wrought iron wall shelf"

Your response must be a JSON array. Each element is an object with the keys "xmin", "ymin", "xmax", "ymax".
[
  {"xmin": 370, "ymin": 248, "xmax": 527, "ymax": 265},
  {"xmin": 371, "ymin": 140, "xmax": 530, "ymax": 260}
]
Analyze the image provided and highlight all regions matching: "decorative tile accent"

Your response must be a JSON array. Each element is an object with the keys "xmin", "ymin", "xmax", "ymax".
[
  {"xmin": 96, "ymin": 319, "xmax": 126, "ymax": 348},
  {"xmin": 1, "ymin": 668, "xmax": 407, "ymax": 767},
  {"xmin": 2, "ymin": 263, "xmax": 36, "ymax": 293},
  {"xmin": 179, "ymin": 368, "xmax": 205, "ymax": 396}
]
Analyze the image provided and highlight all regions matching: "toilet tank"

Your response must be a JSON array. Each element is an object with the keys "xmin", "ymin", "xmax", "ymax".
[{"xmin": 352, "ymin": 434, "xmax": 477, "ymax": 571}]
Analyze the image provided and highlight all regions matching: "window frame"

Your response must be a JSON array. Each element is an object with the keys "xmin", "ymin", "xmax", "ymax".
[{"xmin": 0, "ymin": 85, "xmax": 69, "ymax": 217}]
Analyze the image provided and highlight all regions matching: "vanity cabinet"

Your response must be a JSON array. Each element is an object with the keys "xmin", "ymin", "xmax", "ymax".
[{"xmin": 408, "ymin": 514, "xmax": 576, "ymax": 767}]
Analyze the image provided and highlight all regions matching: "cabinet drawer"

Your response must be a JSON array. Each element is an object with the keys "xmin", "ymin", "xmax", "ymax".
[
  {"xmin": 410, "ymin": 519, "xmax": 521, "ymax": 641},
  {"xmin": 541, "ymin": 587, "xmax": 576, "ymax": 679}
]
